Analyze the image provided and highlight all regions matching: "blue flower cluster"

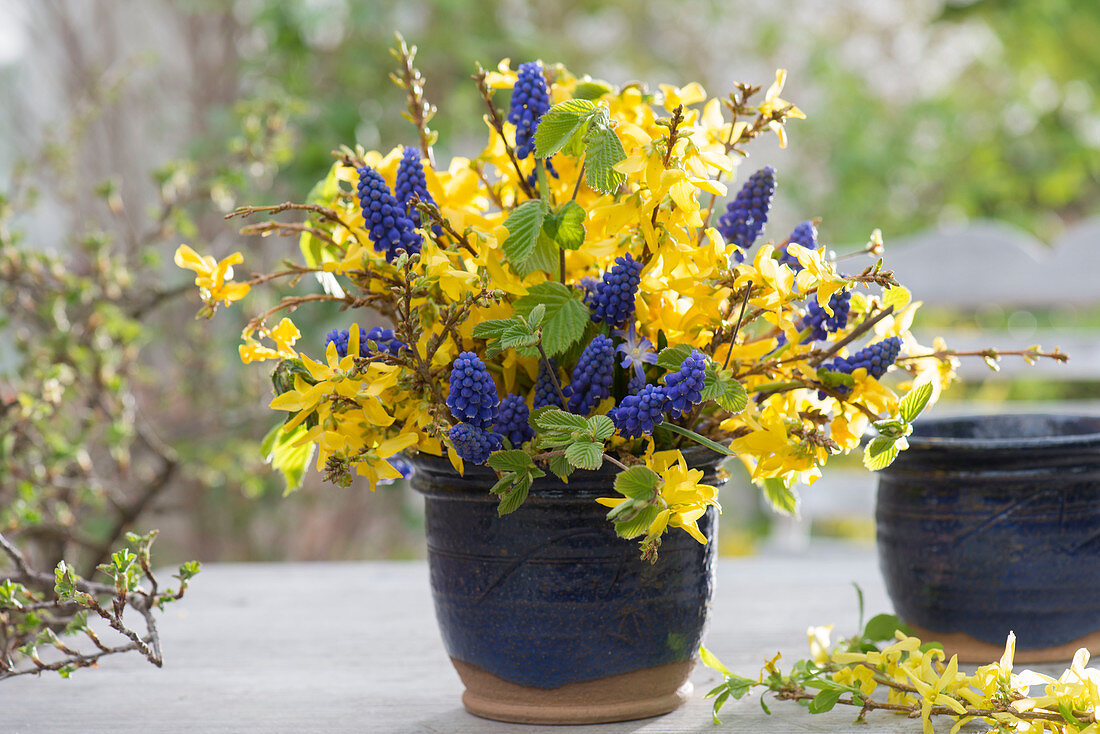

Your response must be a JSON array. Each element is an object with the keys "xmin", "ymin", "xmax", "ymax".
[
  {"xmin": 494, "ymin": 394, "xmax": 534, "ymax": 447},
  {"xmin": 357, "ymin": 166, "xmax": 423, "ymax": 262},
  {"xmin": 777, "ymin": 219, "xmax": 816, "ymax": 271},
  {"xmin": 448, "ymin": 422, "xmax": 503, "ymax": 465},
  {"xmin": 533, "ymin": 360, "xmax": 564, "ymax": 408},
  {"xmin": 446, "ymin": 351, "xmax": 500, "ymax": 429},
  {"xmin": 325, "ymin": 326, "xmax": 406, "ymax": 359},
  {"xmin": 826, "ymin": 336, "xmax": 903, "ymax": 380},
  {"xmin": 589, "ymin": 254, "xmax": 643, "ymax": 328},
  {"xmin": 664, "ymin": 350, "xmax": 707, "ymax": 419},
  {"xmin": 394, "ymin": 147, "xmax": 442, "ymax": 236},
  {"xmin": 567, "ymin": 335, "xmax": 614, "ymax": 415},
  {"xmin": 508, "ymin": 62, "xmax": 552, "ymax": 160},
  {"xmin": 608, "ymin": 385, "xmax": 669, "ymax": 439},
  {"xmin": 717, "ymin": 167, "xmax": 776, "ymax": 258},
  {"xmin": 799, "ymin": 291, "xmax": 851, "ymax": 343}
]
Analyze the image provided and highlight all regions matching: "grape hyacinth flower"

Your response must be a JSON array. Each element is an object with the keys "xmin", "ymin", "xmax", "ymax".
[
  {"xmin": 589, "ymin": 254, "xmax": 643, "ymax": 328},
  {"xmin": 446, "ymin": 351, "xmax": 500, "ymax": 428},
  {"xmin": 448, "ymin": 422, "xmax": 503, "ymax": 465},
  {"xmin": 394, "ymin": 147, "xmax": 442, "ymax": 236},
  {"xmin": 614, "ymin": 323, "xmax": 657, "ymax": 390},
  {"xmin": 533, "ymin": 360, "xmax": 564, "ymax": 408},
  {"xmin": 663, "ymin": 350, "xmax": 707, "ymax": 419},
  {"xmin": 567, "ymin": 335, "xmax": 614, "ymax": 415},
  {"xmin": 508, "ymin": 62, "xmax": 553, "ymax": 160},
  {"xmin": 608, "ymin": 385, "xmax": 669, "ymax": 439},
  {"xmin": 494, "ymin": 394, "xmax": 535, "ymax": 447},
  {"xmin": 798, "ymin": 290, "xmax": 851, "ymax": 343},
  {"xmin": 777, "ymin": 220, "xmax": 816, "ymax": 271},
  {"xmin": 826, "ymin": 337, "xmax": 903, "ymax": 380},
  {"xmin": 324, "ymin": 326, "xmax": 406, "ymax": 359},
  {"xmin": 356, "ymin": 166, "xmax": 423, "ymax": 262},
  {"xmin": 717, "ymin": 167, "xmax": 776, "ymax": 260},
  {"xmin": 577, "ymin": 276, "xmax": 599, "ymax": 306}
]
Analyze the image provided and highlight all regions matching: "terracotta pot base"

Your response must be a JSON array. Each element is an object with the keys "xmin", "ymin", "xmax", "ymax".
[
  {"xmin": 451, "ymin": 657, "xmax": 694, "ymax": 725},
  {"xmin": 905, "ymin": 622, "xmax": 1100, "ymax": 664}
]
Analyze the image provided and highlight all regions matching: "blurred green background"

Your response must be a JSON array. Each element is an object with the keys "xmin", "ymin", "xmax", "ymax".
[{"xmin": 0, "ymin": 0, "xmax": 1097, "ymax": 565}]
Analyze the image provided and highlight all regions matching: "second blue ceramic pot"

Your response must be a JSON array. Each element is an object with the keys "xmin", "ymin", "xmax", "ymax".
[{"xmin": 876, "ymin": 413, "xmax": 1100, "ymax": 661}]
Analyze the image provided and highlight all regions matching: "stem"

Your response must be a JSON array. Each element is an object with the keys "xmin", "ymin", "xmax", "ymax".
[
  {"xmin": 473, "ymin": 65, "xmax": 538, "ymax": 200},
  {"xmin": 571, "ymin": 159, "xmax": 586, "ymax": 201},
  {"xmin": 722, "ymin": 281, "xmax": 755, "ymax": 369},
  {"xmin": 392, "ymin": 33, "xmax": 436, "ymax": 168},
  {"xmin": 537, "ymin": 343, "xmax": 568, "ymax": 407},
  {"xmin": 810, "ymin": 305, "xmax": 895, "ymax": 367},
  {"xmin": 602, "ymin": 454, "xmax": 630, "ymax": 472}
]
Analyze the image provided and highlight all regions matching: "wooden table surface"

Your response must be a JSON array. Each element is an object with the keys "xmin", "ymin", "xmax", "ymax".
[{"xmin": 4, "ymin": 543, "xmax": 980, "ymax": 733}]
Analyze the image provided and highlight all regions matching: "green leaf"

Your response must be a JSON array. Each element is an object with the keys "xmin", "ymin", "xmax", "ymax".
[
  {"xmin": 816, "ymin": 368, "xmax": 856, "ymax": 390},
  {"xmin": 264, "ymin": 422, "xmax": 315, "ymax": 494},
  {"xmin": 864, "ymin": 613, "xmax": 904, "ymax": 642},
  {"xmin": 614, "ymin": 505, "xmax": 661, "ymax": 539},
  {"xmin": 655, "ymin": 423, "xmax": 736, "ymax": 456},
  {"xmin": 587, "ymin": 415, "xmax": 615, "ymax": 442},
  {"xmin": 533, "ymin": 99, "xmax": 597, "ymax": 158},
  {"xmin": 526, "ymin": 303, "xmax": 546, "ymax": 329},
  {"xmin": 487, "ymin": 450, "xmax": 534, "ymax": 474},
  {"xmin": 716, "ymin": 379, "xmax": 748, "ymax": 413},
  {"xmin": 472, "ymin": 319, "xmax": 512, "ymax": 339},
  {"xmin": 572, "ymin": 80, "xmax": 615, "ymax": 100},
  {"xmin": 565, "ymin": 440, "xmax": 604, "ymax": 470},
  {"xmin": 501, "ymin": 200, "xmax": 547, "ymax": 269},
  {"xmin": 762, "ymin": 477, "xmax": 798, "ymax": 515},
  {"xmin": 808, "ymin": 688, "xmax": 843, "ymax": 714},
  {"xmin": 899, "ymin": 379, "xmax": 934, "ymax": 423},
  {"xmin": 514, "ymin": 281, "xmax": 590, "ymax": 356},
  {"xmin": 613, "ymin": 466, "xmax": 660, "ymax": 500},
  {"xmin": 542, "ymin": 201, "xmax": 587, "ymax": 250},
  {"xmin": 656, "ymin": 344, "xmax": 693, "ymax": 371},
  {"xmin": 499, "ymin": 323, "xmax": 540, "ymax": 349},
  {"xmin": 863, "ymin": 436, "xmax": 900, "ymax": 471},
  {"xmin": 548, "ymin": 454, "xmax": 574, "ymax": 481},
  {"xmin": 699, "ymin": 645, "xmax": 731, "ymax": 676},
  {"xmin": 497, "ymin": 473, "xmax": 532, "ymax": 516},
  {"xmin": 535, "ymin": 408, "xmax": 590, "ymax": 434},
  {"xmin": 584, "ymin": 123, "xmax": 627, "ymax": 194}
]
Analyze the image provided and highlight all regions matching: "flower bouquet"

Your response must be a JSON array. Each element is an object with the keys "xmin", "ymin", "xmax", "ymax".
[{"xmin": 177, "ymin": 37, "xmax": 1062, "ymax": 724}]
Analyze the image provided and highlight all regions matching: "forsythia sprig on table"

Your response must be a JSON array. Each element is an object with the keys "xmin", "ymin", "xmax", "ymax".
[
  {"xmin": 703, "ymin": 616, "xmax": 1100, "ymax": 733},
  {"xmin": 177, "ymin": 35, "xmax": 1062, "ymax": 558}
]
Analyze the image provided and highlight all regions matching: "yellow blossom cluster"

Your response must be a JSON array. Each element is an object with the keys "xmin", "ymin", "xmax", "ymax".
[{"xmin": 177, "ymin": 53, "xmax": 954, "ymax": 543}]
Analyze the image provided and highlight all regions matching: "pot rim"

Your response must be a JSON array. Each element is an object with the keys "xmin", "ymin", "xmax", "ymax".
[{"xmin": 899, "ymin": 413, "xmax": 1100, "ymax": 453}]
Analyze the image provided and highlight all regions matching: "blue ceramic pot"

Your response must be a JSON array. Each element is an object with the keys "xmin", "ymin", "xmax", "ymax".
[
  {"xmin": 876, "ymin": 414, "xmax": 1100, "ymax": 661},
  {"xmin": 410, "ymin": 447, "xmax": 725, "ymax": 724}
]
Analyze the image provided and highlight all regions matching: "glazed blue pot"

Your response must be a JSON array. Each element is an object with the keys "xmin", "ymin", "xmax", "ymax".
[
  {"xmin": 876, "ymin": 414, "xmax": 1100, "ymax": 661},
  {"xmin": 410, "ymin": 447, "xmax": 725, "ymax": 724}
]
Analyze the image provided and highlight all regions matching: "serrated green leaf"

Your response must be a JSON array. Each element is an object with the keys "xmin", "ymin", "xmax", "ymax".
[
  {"xmin": 863, "ymin": 436, "xmax": 900, "ymax": 471},
  {"xmin": 587, "ymin": 415, "xmax": 615, "ymax": 441},
  {"xmin": 614, "ymin": 505, "xmax": 661, "ymax": 539},
  {"xmin": 656, "ymin": 344, "xmax": 693, "ymax": 371},
  {"xmin": 716, "ymin": 379, "xmax": 748, "ymax": 413},
  {"xmin": 526, "ymin": 303, "xmax": 546, "ymax": 329},
  {"xmin": 533, "ymin": 99, "xmax": 597, "ymax": 158},
  {"xmin": 584, "ymin": 125, "xmax": 627, "ymax": 194},
  {"xmin": 548, "ymin": 453, "xmax": 574, "ymax": 481},
  {"xmin": 542, "ymin": 201, "xmax": 587, "ymax": 251},
  {"xmin": 808, "ymin": 688, "xmax": 842, "ymax": 714},
  {"xmin": 487, "ymin": 450, "xmax": 534, "ymax": 474},
  {"xmin": 614, "ymin": 466, "xmax": 660, "ymax": 500},
  {"xmin": 514, "ymin": 281, "xmax": 590, "ymax": 356},
  {"xmin": 511, "ymin": 229, "xmax": 560, "ymax": 277},
  {"xmin": 762, "ymin": 477, "xmax": 798, "ymax": 515},
  {"xmin": 499, "ymin": 323, "xmax": 540, "ymax": 349},
  {"xmin": 501, "ymin": 200, "xmax": 547, "ymax": 269},
  {"xmin": 899, "ymin": 379, "xmax": 934, "ymax": 422},
  {"xmin": 497, "ymin": 473, "xmax": 532, "ymax": 515},
  {"xmin": 565, "ymin": 440, "xmax": 604, "ymax": 470},
  {"xmin": 573, "ymin": 80, "xmax": 614, "ymax": 100},
  {"xmin": 536, "ymin": 408, "xmax": 590, "ymax": 433},
  {"xmin": 472, "ymin": 319, "xmax": 512, "ymax": 339}
]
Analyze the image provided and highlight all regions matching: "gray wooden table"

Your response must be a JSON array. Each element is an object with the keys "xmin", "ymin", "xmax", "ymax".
[{"xmin": 5, "ymin": 543, "xmax": 974, "ymax": 733}]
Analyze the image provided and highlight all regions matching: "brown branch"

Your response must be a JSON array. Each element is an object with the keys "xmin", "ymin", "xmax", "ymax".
[
  {"xmin": 472, "ymin": 65, "xmax": 538, "ymax": 200},
  {"xmin": 239, "ymin": 221, "xmax": 346, "ymax": 254},
  {"xmin": 390, "ymin": 33, "xmax": 436, "ymax": 168},
  {"xmin": 225, "ymin": 202, "xmax": 355, "ymax": 234}
]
